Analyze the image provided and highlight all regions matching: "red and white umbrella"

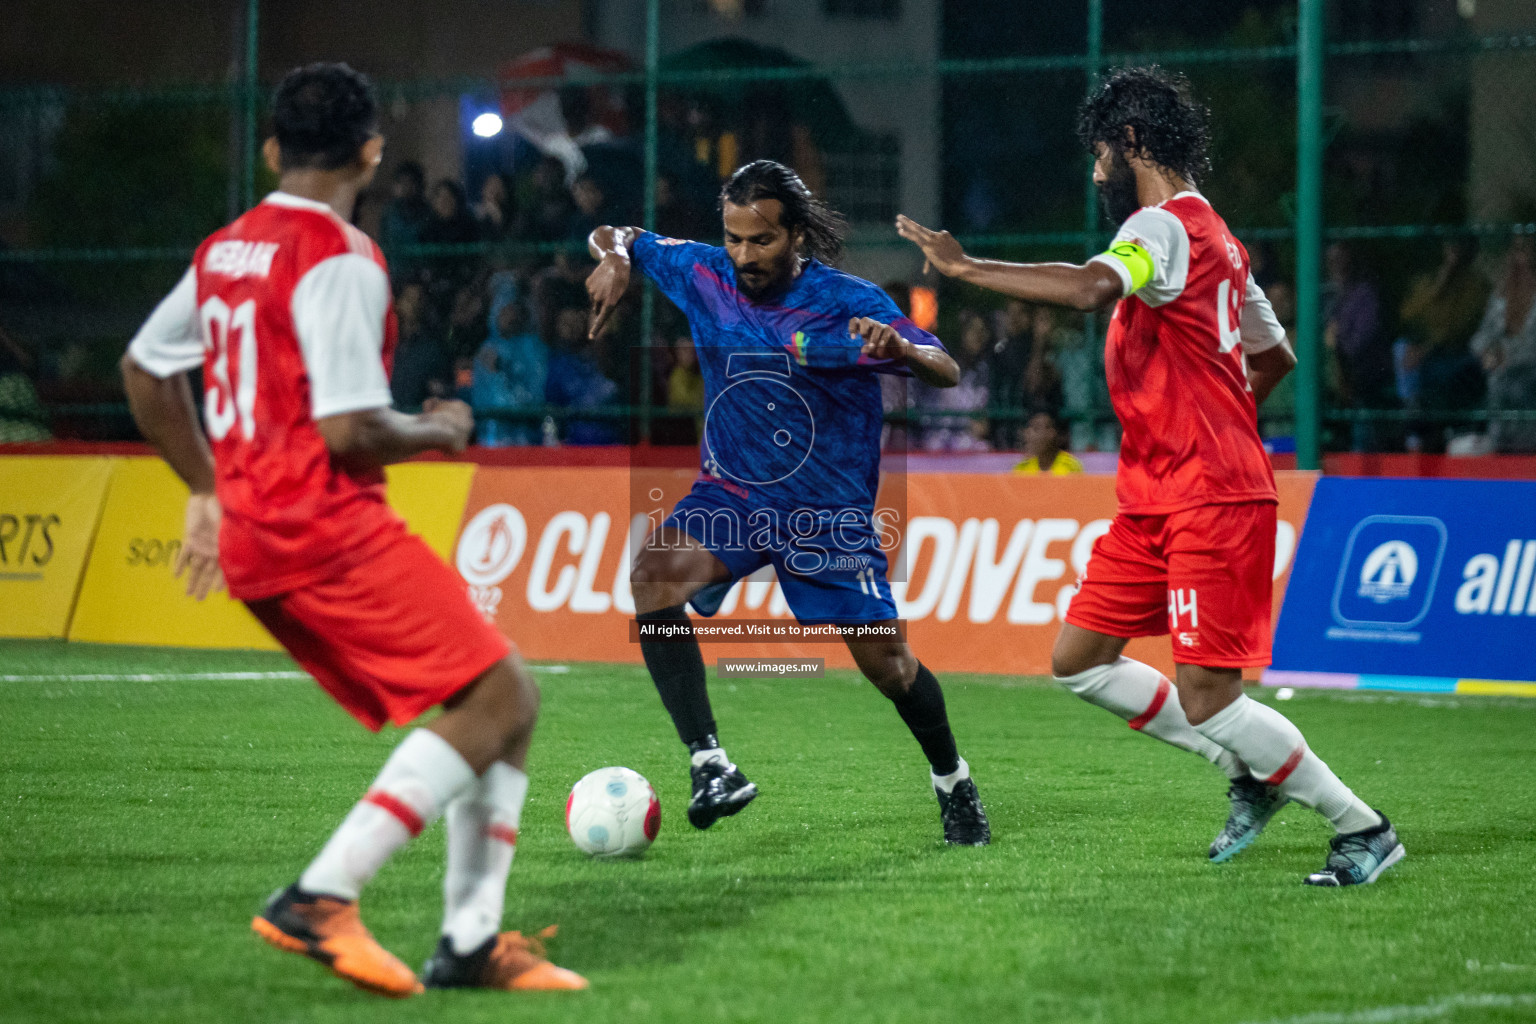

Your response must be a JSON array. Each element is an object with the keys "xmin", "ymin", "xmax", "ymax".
[{"xmin": 499, "ymin": 43, "xmax": 633, "ymax": 183}]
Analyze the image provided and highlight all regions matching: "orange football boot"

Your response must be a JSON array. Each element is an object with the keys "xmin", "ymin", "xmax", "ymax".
[
  {"xmin": 421, "ymin": 925, "xmax": 588, "ymax": 991},
  {"xmin": 251, "ymin": 884, "xmax": 422, "ymax": 998}
]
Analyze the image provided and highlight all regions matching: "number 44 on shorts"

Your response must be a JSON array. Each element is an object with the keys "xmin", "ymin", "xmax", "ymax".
[{"xmin": 1168, "ymin": 588, "xmax": 1199, "ymax": 645}]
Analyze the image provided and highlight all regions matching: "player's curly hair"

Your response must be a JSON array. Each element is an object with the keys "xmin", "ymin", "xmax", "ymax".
[
  {"xmin": 1076, "ymin": 66, "xmax": 1213, "ymax": 185},
  {"xmin": 721, "ymin": 160, "xmax": 847, "ymax": 265},
  {"xmin": 271, "ymin": 63, "xmax": 379, "ymax": 172}
]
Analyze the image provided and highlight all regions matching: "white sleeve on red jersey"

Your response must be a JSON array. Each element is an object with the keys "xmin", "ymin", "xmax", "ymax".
[
  {"xmin": 1239, "ymin": 276, "xmax": 1287, "ymax": 355},
  {"xmin": 290, "ymin": 253, "xmax": 394, "ymax": 419},
  {"xmin": 126, "ymin": 267, "xmax": 204, "ymax": 379},
  {"xmin": 1091, "ymin": 206, "xmax": 1190, "ymax": 307}
]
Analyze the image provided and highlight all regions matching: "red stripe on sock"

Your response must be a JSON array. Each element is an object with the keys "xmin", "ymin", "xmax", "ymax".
[
  {"xmin": 364, "ymin": 791, "xmax": 424, "ymax": 837},
  {"xmin": 1128, "ymin": 677, "xmax": 1172, "ymax": 731},
  {"xmin": 486, "ymin": 824, "xmax": 519, "ymax": 846},
  {"xmin": 1264, "ymin": 745, "xmax": 1307, "ymax": 786}
]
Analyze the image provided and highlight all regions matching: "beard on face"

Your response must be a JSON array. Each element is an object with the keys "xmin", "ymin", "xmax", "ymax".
[
  {"xmin": 1097, "ymin": 149, "xmax": 1141, "ymax": 226},
  {"xmin": 734, "ymin": 250, "xmax": 796, "ymax": 301}
]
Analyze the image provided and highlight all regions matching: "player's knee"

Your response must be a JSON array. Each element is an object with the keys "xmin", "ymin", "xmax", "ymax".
[
  {"xmin": 1051, "ymin": 642, "xmax": 1089, "ymax": 681},
  {"xmin": 865, "ymin": 647, "xmax": 917, "ymax": 697}
]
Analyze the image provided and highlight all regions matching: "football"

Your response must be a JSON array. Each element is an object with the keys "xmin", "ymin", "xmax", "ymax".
[{"xmin": 565, "ymin": 767, "xmax": 661, "ymax": 857}]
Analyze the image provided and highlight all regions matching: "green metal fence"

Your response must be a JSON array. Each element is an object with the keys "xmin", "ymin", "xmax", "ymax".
[{"xmin": 2, "ymin": 0, "xmax": 1534, "ymax": 463}]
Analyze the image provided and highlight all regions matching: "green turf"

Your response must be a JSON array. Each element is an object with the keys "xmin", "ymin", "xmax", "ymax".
[{"xmin": 3, "ymin": 640, "xmax": 1535, "ymax": 1024}]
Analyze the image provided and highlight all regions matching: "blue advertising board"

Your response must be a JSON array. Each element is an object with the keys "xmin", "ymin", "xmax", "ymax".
[{"xmin": 1269, "ymin": 477, "xmax": 1536, "ymax": 693}]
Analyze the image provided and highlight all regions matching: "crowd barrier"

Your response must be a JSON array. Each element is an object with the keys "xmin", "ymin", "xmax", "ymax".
[
  {"xmin": 10, "ymin": 450, "xmax": 1536, "ymax": 694},
  {"xmin": 1, "ymin": 453, "xmax": 1315, "ymax": 679},
  {"xmin": 455, "ymin": 468, "xmax": 1317, "ymax": 678},
  {"xmin": 1268, "ymin": 477, "xmax": 1536, "ymax": 696}
]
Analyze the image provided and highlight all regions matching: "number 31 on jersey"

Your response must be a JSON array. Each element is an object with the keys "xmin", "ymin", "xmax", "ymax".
[{"xmin": 200, "ymin": 296, "xmax": 258, "ymax": 441}]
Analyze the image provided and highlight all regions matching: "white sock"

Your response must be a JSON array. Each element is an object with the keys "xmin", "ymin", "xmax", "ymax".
[
  {"xmin": 691, "ymin": 746, "xmax": 728, "ymax": 768},
  {"xmin": 1057, "ymin": 658, "xmax": 1247, "ymax": 779},
  {"xmin": 299, "ymin": 729, "xmax": 477, "ymax": 900},
  {"xmin": 931, "ymin": 756, "xmax": 971, "ymax": 794},
  {"xmin": 1193, "ymin": 695, "xmax": 1382, "ymax": 834},
  {"xmin": 442, "ymin": 761, "xmax": 529, "ymax": 955}
]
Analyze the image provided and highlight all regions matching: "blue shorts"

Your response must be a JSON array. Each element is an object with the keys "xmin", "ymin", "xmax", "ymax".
[{"xmin": 663, "ymin": 478, "xmax": 898, "ymax": 625}]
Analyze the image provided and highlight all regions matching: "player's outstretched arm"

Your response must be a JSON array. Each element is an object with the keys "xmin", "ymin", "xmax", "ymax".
[
  {"xmin": 121, "ymin": 354, "xmax": 223, "ymax": 599},
  {"xmin": 851, "ymin": 317, "xmax": 960, "ymax": 388},
  {"xmin": 896, "ymin": 215, "xmax": 1122, "ymax": 312},
  {"xmin": 586, "ymin": 226, "xmax": 642, "ymax": 339},
  {"xmin": 316, "ymin": 399, "xmax": 473, "ymax": 470}
]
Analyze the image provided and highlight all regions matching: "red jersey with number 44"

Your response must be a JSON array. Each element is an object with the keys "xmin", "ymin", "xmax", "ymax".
[
  {"xmin": 1089, "ymin": 192, "xmax": 1287, "ymax": 515},
  {"xmin": 127, "ymin": 192, "xmax": 403, "ymax": 600}
]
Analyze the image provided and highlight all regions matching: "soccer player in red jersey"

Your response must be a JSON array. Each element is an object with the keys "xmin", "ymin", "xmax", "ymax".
[
  {"xmin": 899, "ymin": 67, "xmax": 1404, "ymax": 886},
  {"xmin": 121, "ymin": 64, "xmax": 586, "ymax": 994}
]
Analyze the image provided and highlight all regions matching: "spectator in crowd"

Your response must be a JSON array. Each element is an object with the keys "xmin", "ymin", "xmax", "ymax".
[
  {"xmin": 424, "ymin": 179, "xmax": 480, "ymax": 245},
  {"xmin": 0, "ymin": 325, "xmax": 49, "ymax": 441},
  {"xmin": 524, "ymin": 156, "xmax": 576, "ymax": 243},
  {"xmin": 472, "ymin": 292, "xmax": 547, "ymax": 447},
  {"xmin": 389, "ymin": 280, "xmax": 452, "ymax": 410},
  {"xmin": 379, "ymin": 161, "xmax": 431, "ymax": 282},
  {"xmin": 421, "ymin": 179, "xmax": 481, "ymax": 298},
  {"xmin": 545, "ymin": 306, "xmax": 621, "ymax": 445},
  {"xmin": 1396, "ymin": 237, "xmax": 1490, "ymax": 448},
  {"xmin": 1021, "ymin": 305, "xmax": 1066, "ymax": 414},
  {"xmin": 1324, "ymin": 241, "xmax": 1393, "ymax": 451},
  {"xmin": 1470, "ymin": 235, "xmax": 1536, "ymax": 453},
  {"xmin": 566, "ymin": 172, "xmax": 614, "ymax": 243},
  {"xmin": 667, "ymin": 335, "xmax": 704, "ymax": 412},
  {"xmin": 474, "ymin": 172, "xmax": 520, "ymax": 242},
  {"xmin": 917, "ymin": 308, "xmax": 991, "ymax": 452},
  {"xmin": 443, "ymin": 282, "xmax": 490, "ymax": 361},
  {"xmin": 988, "ymin": 299, "xmax": 1036, "ymax": 413},
  {"xmin": 1013, "ymin": 410, "xmax": 1083, "ymax": 475}
]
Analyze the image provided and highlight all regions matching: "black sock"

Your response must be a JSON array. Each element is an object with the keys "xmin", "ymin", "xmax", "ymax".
[
  {"xmin": 890, "ymin": 663, "xmax": 960, "ymax": 776},
  {"xmin": 637, "ymin": 604, "xmax": 717, "ymax": 747}
]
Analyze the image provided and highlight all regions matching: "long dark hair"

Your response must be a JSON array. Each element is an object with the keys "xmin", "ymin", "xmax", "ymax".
[
  {"xmin": 720, "ymin": 159, "xmax": 847, "ymax": 265},
  {"xmin": 1076, "ymin": 66, "xmax": 1212, "ymax": 185}
]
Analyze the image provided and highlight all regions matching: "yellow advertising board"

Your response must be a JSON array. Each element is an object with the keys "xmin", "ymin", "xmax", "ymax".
[
  {"xmin": 69, "ymin": 457, "xmax": 477, "ymax": 650},
  {"xmin": 382, "ymin": 461, "xmax": 477, "ymax": 560},
  {"xmin": 69, "ymin": 458, "xmax": 278, "ymax": 649},
  {"xmin": 0, "ymin": 456, "xmax": 115, "ymax": 638}
]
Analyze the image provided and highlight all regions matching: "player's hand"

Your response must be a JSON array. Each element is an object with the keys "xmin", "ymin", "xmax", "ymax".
[
  {"xmin": 896, "ymin": 214, "xmax": 970, "ymax": 278},
  {"xmin": 586, "ymin": 252, "xmax": 630, "ymax": 339},
  {"xmin": 423, "ymin": 397, "xmax": 474, "ymax": 454},
  {"xmin": 851, "ymin": 317, "xmax": 910, "ymax": 364},
  {"xmin": 174, "ymin": 492, "xmax": 225, "ymax": 601}
]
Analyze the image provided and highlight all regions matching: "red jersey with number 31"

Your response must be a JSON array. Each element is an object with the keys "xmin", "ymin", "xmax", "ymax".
[
  {"xmin": 127, "ymin": 192, "xmax": 404, "ymax": 600},
  {"xmin": 1089, "ymin": 193, "xmax": 1286, "ymax": 515}
]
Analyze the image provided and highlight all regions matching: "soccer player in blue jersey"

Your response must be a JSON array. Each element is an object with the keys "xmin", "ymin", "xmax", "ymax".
[{"xmin": 586, "ymin": 160, "xmax": 990, "ymax": 845}]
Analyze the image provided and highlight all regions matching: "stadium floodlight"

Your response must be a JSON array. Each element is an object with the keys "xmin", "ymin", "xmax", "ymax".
[{"xmin": 471, "ymin": 112, "xmax": 504, "ymax": 138}]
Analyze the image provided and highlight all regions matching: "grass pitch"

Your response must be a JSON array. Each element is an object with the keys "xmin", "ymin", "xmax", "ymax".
[{"xmin": 3, "ymin": 640, "xmax": 1535, "ymax": 1024}]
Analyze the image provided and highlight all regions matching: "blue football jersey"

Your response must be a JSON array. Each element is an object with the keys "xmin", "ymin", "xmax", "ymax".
[{"xmin": 633, "ymin": 231, "xmax": 944, "ymax": 513}]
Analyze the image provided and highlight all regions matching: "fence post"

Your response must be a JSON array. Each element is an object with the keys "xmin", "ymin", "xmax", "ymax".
[
  {"xmin": 242, "ymin": 0, "xmax": 260, "ymax": 211},
  {"xmin": 1081, "ymin": 0, "xmax": 1104, "ymax": 441},
  {"xmin": 1295, "ymin": 0, "xmax": 1324, "ymax": 471},
  {"xmin": 637, "ymin": 0, "xmax": 661, "ymax": 446}
]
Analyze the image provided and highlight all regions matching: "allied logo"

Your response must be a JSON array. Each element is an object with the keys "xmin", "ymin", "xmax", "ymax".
[
  {"xmin": 1357, "ymin": 541, "xmax": 1417, "ymax": 603},
  {"xmin": 1330, "ymin": 515, "xmax": 1446, "ymax": 636},
  {"xmin": 456, "ymin": 504, "xmax": 527, "ymax": 587}
]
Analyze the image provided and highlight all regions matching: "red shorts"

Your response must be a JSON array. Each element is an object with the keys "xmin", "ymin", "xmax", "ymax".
[
  {"xmin": 247, "ymin": 532, "xmax": 512, "ymax": 730},
  {"xmin": 1065, "ymin": 501, "xmax": 1276, "ymax": 668}
]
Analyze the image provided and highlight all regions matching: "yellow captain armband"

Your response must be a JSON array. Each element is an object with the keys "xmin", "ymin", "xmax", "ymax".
[{"xmin": 1102, "ymin": 241, "xmax": 1154, "ymax": 294}]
